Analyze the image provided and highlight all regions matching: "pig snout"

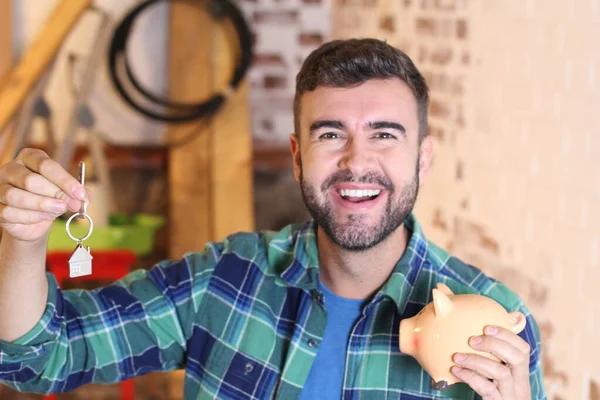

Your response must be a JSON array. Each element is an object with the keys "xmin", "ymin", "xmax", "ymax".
[{"xmin": 399, "ymin": 317, "xmax": 417, "ymax": 356}]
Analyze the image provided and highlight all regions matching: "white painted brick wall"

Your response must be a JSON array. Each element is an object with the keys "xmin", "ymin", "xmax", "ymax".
[{"xmin": 332, "ymin": 0, "xmax": 600, "ymax": 398}]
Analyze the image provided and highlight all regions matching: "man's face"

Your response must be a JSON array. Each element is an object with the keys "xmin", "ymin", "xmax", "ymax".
[{"xmin": 290, "ymin": 78, "xmax": 432, "ymax": 251}]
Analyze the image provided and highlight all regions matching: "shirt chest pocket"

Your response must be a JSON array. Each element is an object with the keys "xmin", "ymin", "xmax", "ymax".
[{"xmin": 205, "ymin": 345, "xmax": 281, "ymax": 400}]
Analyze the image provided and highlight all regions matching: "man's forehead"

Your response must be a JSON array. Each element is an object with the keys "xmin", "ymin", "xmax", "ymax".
[{"xmin": 299, "ymin": 81, "xmax": 419, "ymax": 125}]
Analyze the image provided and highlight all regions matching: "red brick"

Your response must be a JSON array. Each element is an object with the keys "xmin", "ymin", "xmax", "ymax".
[
  {"xmin": 428, "ymin": 125, "xmax": 444, "ymax": 140},
  {"xmin": 480, "ymin": 233, "xmax": 499, "ymax": 254},
  {"xmin": 253, "ymin": 10, "xmax": 298, "ymax": 24},
  {"xmin": 380, "ymin": 15, "xmax": 395, "ymax": 33},
  {"xmin": 299, "ymin": 32, "xmax": 324, "ymax": 46},
  {"xmin": 430, "ymin": 47, "xmax": 453, "ymax": 65},
  {"xmin": 432, "ymin": 209, "xmax": 449, "ymax": 231},
  {"xmin": 264, "ymin": 75, "xmax": 287, "ymax": 89},
  {"xmin": 590, "ymin": 379, "xmax": 599, "ymax": 400},
  {"xmin": 434, "ymin": 0, "xmax": 457, "ymax": 11},
  {"xmin": 261, "ymin": 118, "xmax": 274, "ymax": 132},
  {"xmin": 415, "ymin": 18, "xmax": 438, "ymax": 36},
  {"xmin": 253, "ymin": 53, "xmax": 286, "ymax": 67},
  {"xmin": 529, "ymin": 284, "xmax": 548, "ymax": 307},
  {"xmin": 455, "ymin": 161, "xmax": 463, "ymax": 180},
  {"xmin": 456, "ymin": 19, "xmax": 468, "ymax": 39}
]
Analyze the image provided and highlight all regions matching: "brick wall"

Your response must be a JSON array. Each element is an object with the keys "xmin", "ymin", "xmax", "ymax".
[
  {"xmin": 332, "ymin": 0, "xmax": 600, "ymax": 399},
  {"xmin": 238, "ymin": 0, "xmax": 332, "ymax": 144}
]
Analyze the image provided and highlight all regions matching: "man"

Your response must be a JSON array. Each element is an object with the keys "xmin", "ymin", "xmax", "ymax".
[{"xmin": 0, "ymin": 38, "xmax": 545, "ymax": 399}]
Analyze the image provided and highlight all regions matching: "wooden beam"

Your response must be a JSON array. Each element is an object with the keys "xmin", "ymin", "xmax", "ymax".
[
  {"xmin": 0, "ymin": 0, "xmax": 92, "ymax": 132},
  {"xmin": 167, "ymin": 3, "xmax": 254, "ymax": 257},
  {"xmin": 0, "ymin": 0, "xmax": 15, "ymax": 166},
  {"xmin": 0, "ymin": 0, "xmax": 13, "ymax": 90},
  {"xmin": 210, "ymin": 18, "xmax": 254, "ymax": 241},
  {"xmin": 167, "ymin": 2, "xmax": 214, "ymax": 260},
  {"xmin": 167, "ymin": 5, "xmax": 255, "ymax": 396}
]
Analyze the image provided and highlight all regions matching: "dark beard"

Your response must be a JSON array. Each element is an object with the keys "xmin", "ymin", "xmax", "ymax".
[{"xmin": 300, "ymin": 161, "xmax": 419, "ymax": 251}]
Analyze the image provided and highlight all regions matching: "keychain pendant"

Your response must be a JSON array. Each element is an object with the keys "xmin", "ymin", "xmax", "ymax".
[
  {"xmin": 69, "ymin": 243, "xmax": 93, "ymax": 278},
  {"xmin": 65, "ymin": 161, "xmax": 95, "ymax": 278}
]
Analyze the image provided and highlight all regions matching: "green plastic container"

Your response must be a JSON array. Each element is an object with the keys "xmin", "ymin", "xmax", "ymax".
[{"xmin": 48, "ymin": 213, "xmax": 165, "ymax": 256}]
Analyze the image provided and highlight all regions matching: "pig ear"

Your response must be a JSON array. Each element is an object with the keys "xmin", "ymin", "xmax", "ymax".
[
  {"xmin": 436, "ymin": 282, "xmax": 454, "ymax": 296},
  {"xmin": 432, "ymin": 288, "xmax": 452, "ymax": 318},
  {"xmin": 508, "ymin": 311, "xmax": 527, "ymax": 333}
]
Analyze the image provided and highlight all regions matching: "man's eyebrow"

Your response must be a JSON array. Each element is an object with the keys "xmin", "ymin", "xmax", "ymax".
[
  {"xmin": 309, "ymin": 120, "xmax": 345, "ymax": 132},
  {"xmin": 367, "ymin": 121, "xmax": 406, "ymax": 133}
]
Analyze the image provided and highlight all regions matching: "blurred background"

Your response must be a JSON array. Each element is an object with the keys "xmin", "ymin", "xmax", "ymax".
[{"xmin": 0, "ymin": 0, "xmax": 598, "ymax": 399}]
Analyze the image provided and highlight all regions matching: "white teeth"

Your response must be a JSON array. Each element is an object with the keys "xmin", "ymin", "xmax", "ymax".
[{"xmin": 338, "ymin": 189, "xmax": 381, "ymax": 198}]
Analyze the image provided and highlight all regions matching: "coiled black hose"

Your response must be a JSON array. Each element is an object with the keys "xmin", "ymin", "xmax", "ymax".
[{"xmin": 108, "ymin": 0, "xmax": 253, "ymax": 123}]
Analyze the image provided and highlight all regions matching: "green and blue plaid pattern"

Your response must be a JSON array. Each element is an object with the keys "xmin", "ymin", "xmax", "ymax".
[{"xmin": 0, "ymin": 214, "xmax": 546, "ymax": 399}]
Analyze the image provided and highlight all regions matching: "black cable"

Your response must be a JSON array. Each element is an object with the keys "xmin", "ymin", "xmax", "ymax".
[{"xmin": 108, "ymin": 0, "xmax": 253, "ymax": 125}]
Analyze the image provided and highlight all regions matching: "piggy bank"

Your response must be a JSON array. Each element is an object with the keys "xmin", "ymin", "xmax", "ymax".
[{"xmin": 399, "ymin": 282, "xmax": 526, "ymax": 390}]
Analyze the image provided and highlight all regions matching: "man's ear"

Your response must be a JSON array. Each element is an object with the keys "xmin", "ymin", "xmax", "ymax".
[
  {"xmin": 290, "ymin": 133, "xmax": 302, "ymax": 182},
  {"xmin": 418, "ymin": 135, "xmax": 434, "ymax": 184}
]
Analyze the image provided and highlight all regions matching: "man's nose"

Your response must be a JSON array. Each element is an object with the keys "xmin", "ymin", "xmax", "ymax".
[{"xmin": 338, "ymin": 139, "xmax": 374, "ymax": 173}]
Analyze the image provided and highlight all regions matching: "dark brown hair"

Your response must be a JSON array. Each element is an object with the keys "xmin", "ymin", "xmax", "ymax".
[{"xmin": 294, "ymin": 38, "xmax": 430, "ymax": 141}]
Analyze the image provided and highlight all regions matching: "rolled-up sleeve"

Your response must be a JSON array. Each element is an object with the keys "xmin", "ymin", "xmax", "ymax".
[
  {"xmin": 0, "ymin": 245, "xmax": 221, "ymax": 395},
  {"xmin": 0, "ymin": 273, "xmax": 62, "ymax": 379}
]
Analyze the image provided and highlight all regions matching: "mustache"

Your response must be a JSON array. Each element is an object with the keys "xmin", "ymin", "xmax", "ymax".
[{"xmin": 321, "ymin": 170, "xmax": 394, "ymax": 192}]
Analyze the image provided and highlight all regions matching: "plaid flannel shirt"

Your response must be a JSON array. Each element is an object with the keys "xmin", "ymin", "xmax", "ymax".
[{"xmin": 0, "ymin": 214, "xmax": 546, "ymax": 399}]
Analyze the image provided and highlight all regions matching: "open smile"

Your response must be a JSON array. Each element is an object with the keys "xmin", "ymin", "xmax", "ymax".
[
  {"xmin": 330, "ymin": 184, "xmax": 387, "ymax": 212},
  {"xmin": 337, "ymin": 188, "xmax": 381, "ymax": 202}
]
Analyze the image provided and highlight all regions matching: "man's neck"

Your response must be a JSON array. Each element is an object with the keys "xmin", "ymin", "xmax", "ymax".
[{"xmin": 316, "ymin": 225, "xmax": 410, "ymax": 300}]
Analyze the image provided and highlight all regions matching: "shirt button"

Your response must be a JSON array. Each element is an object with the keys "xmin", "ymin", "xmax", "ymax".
[
  {"xmin": 244, "ymin": 362, "xmax": 254, "ymax": 374},
  {"xmin": 307, "ymin": 339, "xmax": 318, "ymax": 348}
]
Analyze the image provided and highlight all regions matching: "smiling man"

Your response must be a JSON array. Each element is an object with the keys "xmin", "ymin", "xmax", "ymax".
[{"xmin": 0, "ymin": 39, "xmax": 546, "ymax": 399}]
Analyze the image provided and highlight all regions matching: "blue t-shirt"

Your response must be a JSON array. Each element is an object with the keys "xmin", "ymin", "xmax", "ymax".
[{"xmin": 299, "ymin": 281, "xmax": 367, "ymax": 399}]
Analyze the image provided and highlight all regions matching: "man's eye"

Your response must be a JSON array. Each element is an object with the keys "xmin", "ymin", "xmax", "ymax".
[
  {"xmin": 375, "ymin": 132, "xmax": 395, "ymax": 139},
  {"xmin": 320, "ymin": 132, "xmax": 340, "ymax": 139}
]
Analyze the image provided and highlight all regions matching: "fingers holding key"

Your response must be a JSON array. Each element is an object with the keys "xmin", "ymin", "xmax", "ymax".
[
  {"xmin": 0, "ymin": 149, "xmax": 92, "ymax": 242},
  {"xmin": 17, "ymin": 149, "xmax": 86, "ymax": 200},
  {"xmin": 0, "ymin": 149, "xmax": 86, "ymax": 212}
]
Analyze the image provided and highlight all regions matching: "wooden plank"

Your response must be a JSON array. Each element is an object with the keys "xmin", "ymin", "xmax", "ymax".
[
  {"xmin": 0, "ymin": 0, "xmax": 92, "ymax": 132},
  {"xmin": 167, "ymin": 2, "xmax": 214, "ymax": 261},
  {"xmin": 0, "ymin": 0, "xmax": 14, "ymax": 167},
  {"xmin": 167, "ymin": 5, "xmax": 254, "ymax": 398},
  {"xmin": 0, "ymin": 0, "xmax": 13, "ymax": 90},
  {"xmin": 211, "ymin": 20, "xmax": 254, "ymax": 240}
]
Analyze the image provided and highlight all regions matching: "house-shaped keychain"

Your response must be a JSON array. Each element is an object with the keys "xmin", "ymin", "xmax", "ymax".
[{"xmin": 69, "ymin": 244, "xmax": 93, "ymax": 278}]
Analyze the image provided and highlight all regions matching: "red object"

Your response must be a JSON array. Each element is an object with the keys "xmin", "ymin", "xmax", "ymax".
[{"xmin": 43, "ymin": 250, "xmax": 138, "ymax": 400}]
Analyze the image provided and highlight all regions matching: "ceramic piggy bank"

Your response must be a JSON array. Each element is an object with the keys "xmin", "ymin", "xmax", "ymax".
[{"xmin": 399, "ymin": 283, "xmax": 526, "ymax": 390}]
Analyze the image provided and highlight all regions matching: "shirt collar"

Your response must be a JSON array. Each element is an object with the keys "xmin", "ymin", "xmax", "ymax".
[{"xmin": 272, "ymin": 214, "xmax": 430, "ymax": 313}]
